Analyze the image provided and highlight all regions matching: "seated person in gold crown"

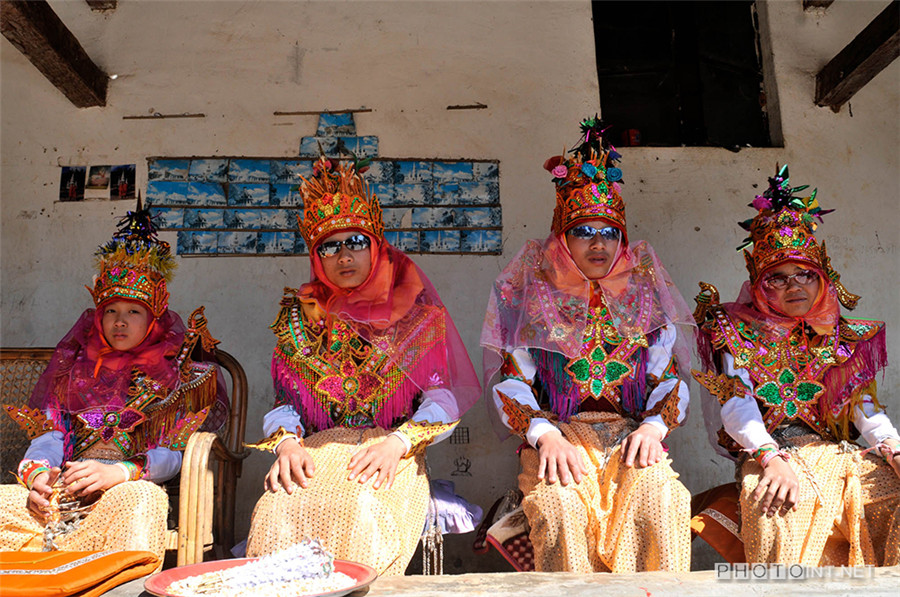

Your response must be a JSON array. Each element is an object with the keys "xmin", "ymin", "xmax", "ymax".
[
  {"xmin": 693, "ymin": 165, "xmax": 900, "ymax": 566},
  {"xmin": 480, "ymin": 118, "xmax": 695, "ymax": 573},
  {"xmin": 245, "ymin": 157, "xmax": 480, "ymax": 576},
  {"xmin": 0, "ymin": 202, "xmax": 227, "ymax": 562}
]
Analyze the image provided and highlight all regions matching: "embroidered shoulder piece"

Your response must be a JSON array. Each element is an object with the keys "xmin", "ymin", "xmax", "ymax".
[
  {"xmin": 395, "ymin": 419, "xmax": 459, "ymax": 457},
  {"xmin": 692, "ymin": 370, "xmax": 750, "ymax": 406},
  {"xmin": 497, "ymin": 389, "xmax": 556, "ymax": 440},
  {"xmin": 4, "ymin": 405, "xmax": 59, "ymax": 439},
  {"xmin": 173, "ymin": 306, "xmax": 221, "ymax": 377},
  {"xmin": 839, "ymin": 318, "xmax": 883, "ymax": 344},
  {"xmin": 500, "ymin": 352, "xmax": 530, "ymax": 384}
]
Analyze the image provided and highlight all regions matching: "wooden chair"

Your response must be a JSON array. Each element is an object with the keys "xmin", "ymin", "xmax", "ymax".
[{"xmin": 0, "ymin": 347, "xmax": 249, "ymax": 566}]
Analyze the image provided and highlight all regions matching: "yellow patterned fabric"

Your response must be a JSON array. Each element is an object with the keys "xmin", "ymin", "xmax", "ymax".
[
  {"xmin": 517, "ymin": 411, "xmax": 691, "ymax": 572},
  {"xmin": 739, "ymin": 433, "xmax": 900, "ymax": 566},
  {"xmin": 246, "ymin": 426, "xmax": 429, "ymax": 576},
  {"xmin": 0, "ymin": 480, "xmax": 168, "ymax": 564},
  {"xmin": 394, "ymin": 419, "xmax": 458, "ymax": 457}
]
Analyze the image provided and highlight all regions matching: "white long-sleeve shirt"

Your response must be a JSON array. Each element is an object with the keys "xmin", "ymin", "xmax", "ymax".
[
  {"xmin": 492, "ymin": 323, "xmax": 689, "ymax": 447},
  {"xmin": 719, "ymin": 352, "xmax": 900, "ymax": 450},
  {"xmin": 263, "ymin": 386, "xmax": 459, "ymax": 455}
]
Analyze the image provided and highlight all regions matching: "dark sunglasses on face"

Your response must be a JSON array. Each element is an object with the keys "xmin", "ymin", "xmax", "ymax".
[
  {"xmin": 763, "ymin": 270, "xmax": 817, "ymax": 290},
  {"xmin": 567, "ymin": 225, "xmax": 621, "ymax": 242},
  {"xmin": 316, "ymin": 234, "xmax": 371, "ymax": 258}
]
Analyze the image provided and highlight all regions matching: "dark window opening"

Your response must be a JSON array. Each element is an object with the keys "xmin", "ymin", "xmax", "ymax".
[{"xmin": 593, "ymin": 1, "xmax": 773, "ymax": 148}]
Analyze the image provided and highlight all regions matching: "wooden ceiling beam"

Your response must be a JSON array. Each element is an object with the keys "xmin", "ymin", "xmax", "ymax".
[
  {"xmin": 815, "ymin": 1, "xmax": 899, "ymax": 110},
  {"xmin": 1, "ymin": 0, "xmax": 107, "ymax": 108}
]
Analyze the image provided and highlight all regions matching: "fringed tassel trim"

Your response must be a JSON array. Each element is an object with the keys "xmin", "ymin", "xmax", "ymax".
[
  {"xmin": 132, "ymin": 368, "xmax": 217, "ymax": 452},
  {"xmin": 822, "ymin": 327, "xmax": 888, "ymax": 440}
]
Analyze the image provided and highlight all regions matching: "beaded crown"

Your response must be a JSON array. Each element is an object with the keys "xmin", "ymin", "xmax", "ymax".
[
  {"xmin": 738, "ymin": 164, "xmax": 859, "ymax": 308},
  {"xmin": 89, "ymin": 195, "xmax": 175, "ymax": 317},
  {"xmin": 548, "ymin": 116, "xmax": 626, "ymax": 237},
  {"xmin": 298, "ymin": 156, "xmax": 384, "ymax": 249}
]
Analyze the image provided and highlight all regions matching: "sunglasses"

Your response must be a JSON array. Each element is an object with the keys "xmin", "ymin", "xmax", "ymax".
[
  {"xmin": 315, "ymin": 234, "xmax": 371, "ymax": 258},
  {"xmin": 763, "ymin": 270, "xmax": 817, "ymax": 290},
  {"xmin": 566, "ymin": 225, "xmax": 621, "ymax": 242}
]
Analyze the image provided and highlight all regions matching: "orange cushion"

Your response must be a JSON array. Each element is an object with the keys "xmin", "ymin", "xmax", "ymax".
[
  {"xmin": 690, "ymin": 483, "xmax": 746, "ymax": 564},
  {"xmin": 0, "ymin": 550, "xmax": 159, "ymax": 597}
]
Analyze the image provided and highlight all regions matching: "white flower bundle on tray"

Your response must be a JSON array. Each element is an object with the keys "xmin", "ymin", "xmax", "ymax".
[{"xmin": 166, "ymin": 539, "xmax": 356, "ymax": 597}]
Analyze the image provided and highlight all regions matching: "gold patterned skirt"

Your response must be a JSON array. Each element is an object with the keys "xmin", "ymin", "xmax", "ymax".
[
  {"xmin": 518, "ymin": 411, "xmax": 691, "ymax": 573},
  {"xmin": 246, "ymin": 426, "xmax": 430, "ymax": 576},
  {"xmin": 740, "ymin": 433, "xmax": 900, "ymax": 566},
  {"xmin": 0, "ymin": 480, "xmax": 169, "ymax": 560}
]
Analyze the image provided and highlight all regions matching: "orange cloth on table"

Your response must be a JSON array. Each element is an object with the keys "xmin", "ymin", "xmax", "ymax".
[
  {"xmin": 0, "ymin": 550, "xmax": 159, "ymax": 597},
  {"xmin": 517, "ymin": 412, "xmax": 691, "ymax": 573},
  {"xmin": 245, "ymin": 426, "xmax": 430, "ymax": 576}
]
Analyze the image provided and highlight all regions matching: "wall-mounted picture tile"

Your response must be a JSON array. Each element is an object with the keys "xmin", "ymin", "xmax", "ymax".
[
  {"xmin": 148, "ymin": 159, "xmax": 189, "ymax": 181},
  {"xmin": 110, "ymin": 165, "xmax": 136, "ymax": 200},
  {"xmin": 357, "ymin": 136, "xmax": 378, "ymax": 158},
  {"xmin": 189, "ymin": 159, "xmax": 228, "ymax": 182},
  {"xmin": 177, "ymin": 231, "xmax": 217, "ymax": 255},
  {"xmin": 187, "ymin": 182, "xmax": 227, "ymax": 206},
  {"xmin": 228, "ymin": 159, "xmax": 270, "ymax": 183},
  {"xmin": 87, "ymin": 166, "xmax": 110, "ymax": 190},
  {"xmin": 336, "ymin": 137, "xmax": 358, "ymax": 155},
  {"xmin": 394, "ymin": 183, "xmax": 432, "ymax": 206},
  {"xmin": 217, "ymin": 231, "xmax": 257, "ymax": 254},
  {"xmin": 455, "ymin": 206, "xmax": 501, "ymax": 227},
  {"xmin": 224, "ymin": 209, "xmax": 260, "ymax": 230},
  {"xmin": 389, "ymin": 231, "xmax": 419, "ymax": 252},
  {"xmin": 299, "ymin": 136, "xmax": 339, "ymax": 157},
  {"xmin": 147, "ymin": 181, "xmax": 189, "ymax": 206},
  {"xmin": 394, "ymin": 161, "xmax": 433, "ymax": 184},
  {"xmin": 420, "ymin": 230, "xmax": 460, "ymax": 252},
  {"xmin": 411, "ymin": 207, "xmax": 454, "ymax": 228},
  {"xmin": 433, "ymin": 161, "xmax": 473, "ymax": 183},
  {"xmin": 59, "ymin": 166, "xmax": 86, "ymax": 202},
  {"xmin": 281, "ymin": 209, "xmax": 300, "ymax": 230},
  {"xmin": 362, "ymin": 160, "xmax": 394, "ymax": 184},
  {"xmin": 150, "ymin": 207, "xmax": 184, "ymax": 229},
  {"xmin": 258, "ymin": 231, "xmax": 296, "ymax": 254},
  {"xmin": 472, "ymin": 161, "xmax": 499, "ymax": 181},
  {"xmin": 228, "ymin": 184, "xmax": 269, "ymax": 206},
  {"xmin": 270, "ymin": 184, "xmax": 303, "ymax": 207},
  {"xmin": 316, "ymin": 112, "xmax": 356, "ymax": 137},
  {"xmin": 383, "ymin": 231, "xmax": 398, "ymax": 247},
  {"xmin": 437, "ymin": 181, "xmax": 498, "ymax": 205},
  {"xmin": 381, "ymin": 207, "xmax": 411, "ymax": 229},
  {"xmin": 461, "ymin": 229, "xmax": 502, "ymax": 253},
  {"xmin": 270, "ymin": 160, "xmax": 313, "ymax": 184},
  {"xmin": 370, "ymin": 183, "xmax": 395, "ymax": 205},
  {"xmin": 184, "ymin": 209, "xmax": 225, "ymax": 229}
]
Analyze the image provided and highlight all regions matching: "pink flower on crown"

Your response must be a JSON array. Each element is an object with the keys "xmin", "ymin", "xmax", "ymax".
[
  {"xmin": 551, "ymin": 165, "xmax": 568, "ymax": 178},
  {"xmin": 752, "ymin": 195, "xmax": 772, "ymax": 210}
]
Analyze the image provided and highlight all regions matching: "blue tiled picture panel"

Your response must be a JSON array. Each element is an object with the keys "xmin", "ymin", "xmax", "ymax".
[
  {"xmin": 148, "ymin": 159, "xmax": 189, "ymax": 181},
  {"xmin": 148, "ymin": 151, "xmax": 500, "ymax": 256},
  {"xmin": 189, "ymin": 159, "xmax": 228, "ymax": 182},
  {"xmin": 229, "ymin": 159, "xmax": 270, "ymax": 183}
]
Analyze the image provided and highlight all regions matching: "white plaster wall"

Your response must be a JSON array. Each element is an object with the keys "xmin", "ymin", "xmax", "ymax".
[{"xmin": 1, "ymin": 0, "xmax": 897, "ymax": 572}]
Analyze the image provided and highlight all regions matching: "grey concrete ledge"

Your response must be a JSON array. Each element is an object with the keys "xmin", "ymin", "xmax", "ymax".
[{"xmin": 107, "ymin": 566, "xmax": 900, "ymax": 597}]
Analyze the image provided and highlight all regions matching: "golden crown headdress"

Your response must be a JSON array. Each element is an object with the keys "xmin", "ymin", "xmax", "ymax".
[
  {"xmin": 88, "ymin": 195, "xmax": 176, "ymax": 317},
  {"xmin": 297, "ymin": 156, "xmax": 384, "ymax": 250},
  {"xmin": 739, "ymin": 164, "xmax": 859, "ymax": 309},
  {"xmin": 548, "ymin": 116, "xmax": 627, "ymax": 238}
]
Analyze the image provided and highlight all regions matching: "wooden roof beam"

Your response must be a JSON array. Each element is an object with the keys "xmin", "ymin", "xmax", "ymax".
[
  {"xmin": 1, "ymin": 0, "xmax": 107, "ymax": 108},
  {"xmin": 815, "ymin": 1, "xmax": 899, "ymax": 110}
]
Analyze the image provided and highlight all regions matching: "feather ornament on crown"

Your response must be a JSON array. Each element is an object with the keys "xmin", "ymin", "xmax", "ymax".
[
  {"xmin": 297, "ymin": 156, "xmax": 384, "ymax": 250},
  {"xmin": 738, "ymin": 164, "xmax": 858, "ymax": 308},
  {"xmin": 547, "ymin": 115, "xmax": 627, "ymax": 238},
  {"xmin": 89, "ymin": 194, "xmax": 176, "ymax": 317}
]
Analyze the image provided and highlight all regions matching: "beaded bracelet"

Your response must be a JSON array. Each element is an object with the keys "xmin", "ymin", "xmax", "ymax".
[
  {"xmin": 877, "ymin": 443, "xmax": 900, "ymax": 463},
  {"xmin": 759, "ymin": 449, "xmax": 790, "ymax": 469},
  {"xmin": 17, "ymin": 459, "xmax": 51, "ymax": 490},
  {"xmin": 117, "ymin": 456, "xmax": 147, "ymax": 481}
]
